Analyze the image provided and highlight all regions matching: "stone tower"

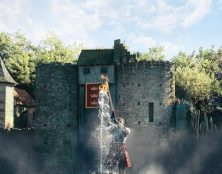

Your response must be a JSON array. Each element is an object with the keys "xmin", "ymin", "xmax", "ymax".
[{"xmin": 0, "ymin": 58, "xmax": 17, "ymax": 129}]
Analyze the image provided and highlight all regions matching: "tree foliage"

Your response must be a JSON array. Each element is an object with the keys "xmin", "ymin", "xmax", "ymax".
[
  {"xmin": 175, "ymin": 66, "xmax": 213, "ymax": 100},
  {"xmin": 37, "ymin": 32, "xmax": 82, "ymax": 64},
  {"xmin": 0, "ymin": 32, "xmax": 37, "ymax": 84},
  {"xmin": 172, "ymin": 48, "xmax": 222, "ymax": 111},
  {"xmin": 0, "ymin": 31, "xmax": 83, "ymax": 90},
  {"xmin": 137, "ymin": 46, "xmax": 165, "ymax": 61}
]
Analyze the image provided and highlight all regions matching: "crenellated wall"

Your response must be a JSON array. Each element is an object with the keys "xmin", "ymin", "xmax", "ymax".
[
  {"xmin": 33, "ymin": 39, "xmax": 176, "ymax": 173},
  {"xmin": 114, "ymin": 61, "xmax": 175, "ymax": 173},
  {"xmin": 115, "ymin": 61, "xmax": 175, "ymax": 130},
  {"xmin": 34, "ymin": 59, "xmax": 175, "ymax": 174},
  {"xmin": 35, "ymin": 63, "xmax": 79, "ymax": 174}
]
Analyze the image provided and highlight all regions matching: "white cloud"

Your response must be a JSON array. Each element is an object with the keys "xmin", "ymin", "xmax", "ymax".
[
  {"xmin": 0, "ymin": 0, "xmax": 47, "ymax": 43},
  {"xmin": 160, "ymin": 41, "xmax": 183, "ymax": 59},
  {"xmin": 84, "ymin": 0, "xmax": 119, "ymax": 22},
  {"xmin": 131, "ymin": 0, "xmax": 212, "ymax": 31},
  {"xmin": 0, "ymin": 0, "xmax": 30, "ymax": 31},
  {"xmin": 181, "ymin": 0, "xmax": 212, "ymax": 27},
  {"xmin": 129, "ymin": 34, "xmax": 182, "ymax": 59},
  {"xmin": 132, "ymin": 35, "xmax": 157, "ymax": 48},
  {"xmin": 50, "ymin": 0, "xmax": 103, "ymax": 46},
  {"xmin": 0, "ymin": 0, "xmax": 213, "ymax": 49}
]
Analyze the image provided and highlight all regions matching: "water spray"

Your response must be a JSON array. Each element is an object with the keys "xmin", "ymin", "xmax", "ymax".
[{"xmin": 98, "ymin": 75, "xmax": 112, "ymax": 173}]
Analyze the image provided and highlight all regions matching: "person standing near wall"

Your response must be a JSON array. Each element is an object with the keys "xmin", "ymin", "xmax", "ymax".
[{"xmin": 104, "ymin": 112, "xmax": 131, "ymax": 174}]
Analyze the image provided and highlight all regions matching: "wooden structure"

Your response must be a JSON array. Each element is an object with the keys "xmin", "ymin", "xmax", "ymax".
[{"xmin": 77, "ymin": 49, "xmax": 115, "ymax": 170}]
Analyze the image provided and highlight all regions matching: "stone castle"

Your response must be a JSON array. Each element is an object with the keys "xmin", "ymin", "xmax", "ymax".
[{"xmin": 35, "ymin": 39, "xmax": 175, "ymax": 174}]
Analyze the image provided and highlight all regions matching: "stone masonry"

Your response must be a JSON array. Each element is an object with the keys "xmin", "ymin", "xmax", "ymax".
[
  {"xmin": 35, "ymin": 40, "xmax": 175, "ymax": 174},
  {"xmin": 115, "ymin": 61, "xmax": 175, "ymax": 173},
  {"xmin": 35, "ymin": 63, "xmax": 79, "ymax": 174},
  {"xmin": 115, "ymin": 61, "xmax": 175, "ymax": 128}
]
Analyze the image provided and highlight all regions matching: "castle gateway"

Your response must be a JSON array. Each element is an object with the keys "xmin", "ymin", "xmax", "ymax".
[{"xmin": 35, "ymin": 39, "xmax": 175, "ymax": 174}]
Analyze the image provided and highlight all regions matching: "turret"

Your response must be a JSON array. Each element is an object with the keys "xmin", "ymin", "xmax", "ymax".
[{"xmin": 0, "ymin": 58, "xmax": 17, "ymax": 129}]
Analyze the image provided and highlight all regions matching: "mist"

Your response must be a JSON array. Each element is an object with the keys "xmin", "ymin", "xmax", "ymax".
[
  {"xmin": 126, "ymin": 128, "xmax": 222, "ymax": 174},
  {"xmin": 0, "ymin": 127, "xmax": 222, "ymax": 174},
  {"xmin": 0, "ymin": 129, "xmax": 38, "ymax": 174}
]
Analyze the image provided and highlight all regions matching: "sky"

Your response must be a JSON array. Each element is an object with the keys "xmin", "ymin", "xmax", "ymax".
[{"xmin": 0, "ymin": 0, "xmax": 222, "ymax": 59}]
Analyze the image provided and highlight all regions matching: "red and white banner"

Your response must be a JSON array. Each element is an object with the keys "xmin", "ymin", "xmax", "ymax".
[{"xmin": 85, "ymin": 83, "xmax": 101, "ymax": 108}]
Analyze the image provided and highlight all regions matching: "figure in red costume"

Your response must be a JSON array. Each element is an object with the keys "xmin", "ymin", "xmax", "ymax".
[{"xmin": 104, "ymin": 112, "xmax": 131, "ymax": 174}]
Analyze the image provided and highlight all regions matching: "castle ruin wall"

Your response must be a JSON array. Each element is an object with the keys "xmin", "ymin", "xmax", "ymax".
[{"xmin": 35, "ymin": 63, "xmax": 79, "ymax": 174}]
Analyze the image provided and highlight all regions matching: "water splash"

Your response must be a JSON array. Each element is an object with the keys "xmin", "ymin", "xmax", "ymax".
[{"xmin": 97, "ymin": 90, "xmax": 113, "ymax": 173}]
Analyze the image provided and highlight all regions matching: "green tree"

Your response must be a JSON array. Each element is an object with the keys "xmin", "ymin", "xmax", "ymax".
[
  {"xmin": 37, "ymin": 32, "xmax": 82, "ymax": 64},
  {"xmin": 137, "ymin": 46, "xmax": 165, "ymax": 61},
  {"xmin": 0, "ymin": 32, "xmax": 37, "ymax": 84},
  {"xmin": 172, "ymin": 48, "xmax": 222, "ymax": 111},
  {"xmin": 0, "ymin": 32, "xmax": 14, "ymax": 60},
  {"xmin": 175, "ymin": 66, "xmax": 213, "ymax": 100},
  {"xmin": 0, "ymin": 31, "xmax": 83, "ymax": 96}
]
